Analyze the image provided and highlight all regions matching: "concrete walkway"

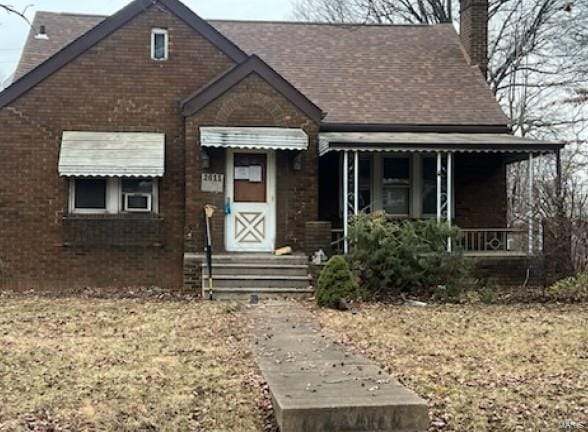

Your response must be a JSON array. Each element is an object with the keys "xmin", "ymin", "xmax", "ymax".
[{"xmin": 245, "ymin": 302, "xmax": 429, "ymax": 432}]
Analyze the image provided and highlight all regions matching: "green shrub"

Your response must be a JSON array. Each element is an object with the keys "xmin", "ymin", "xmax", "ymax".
[
  {"xmin": 316, "ymin": 255, "xmax": 360, "ymax": 308},
  {"xmin": 348, "ymin": 213, "xmax": 471, "ymax": 299},
  {"xmin": 478, "ymin": 285, "xmax": 497, "ymax": 304},
  {"xmin": 547, "ymin": 272, "xmax": 588, "ymax": 302}
]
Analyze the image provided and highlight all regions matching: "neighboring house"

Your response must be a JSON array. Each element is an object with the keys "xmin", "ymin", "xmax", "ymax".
[{"xmin": 0, "ymin": 0, "xmax": 561, "ymax": 294}]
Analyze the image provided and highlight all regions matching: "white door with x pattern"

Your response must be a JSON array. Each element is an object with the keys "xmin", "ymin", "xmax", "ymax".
[{"xmin": 225, "ymin": 150, "xmax": 276, "ymax": 252}]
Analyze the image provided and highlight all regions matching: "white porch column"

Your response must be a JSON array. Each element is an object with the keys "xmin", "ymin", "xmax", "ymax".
[
  {"xmin": 528, "ymin": 152, "xmax": 534, "ymax": 256},
  {"xmin": 343, "ymin": 150, "xmax": 349, "ymax": 254},
  {"xmin": 446, "ymin": 152, "xmax": 453, "ymax": 252},
  {"xmin": 436, "ymin": 152, "xmax": 442, "ymax": 223},
  {"xmin": 354, "ymin": 150, "xmax": 359, "ymax": 215}
]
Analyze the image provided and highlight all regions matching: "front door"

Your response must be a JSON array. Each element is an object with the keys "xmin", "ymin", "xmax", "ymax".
[{"xmin": 226, "ymin": 150, "xmax": 276, "ymax": 252}]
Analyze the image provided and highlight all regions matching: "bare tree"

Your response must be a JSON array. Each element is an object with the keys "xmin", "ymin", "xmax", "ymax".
[{"xmin": 0, "ymin": 4, "xmax": 32, "ymax": 25}]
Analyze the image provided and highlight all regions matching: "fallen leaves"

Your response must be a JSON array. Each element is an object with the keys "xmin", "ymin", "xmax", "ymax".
[
  {"xmin": 0, "ymin": 297, "xmax": 264, "ymax": 431},
  {"xmin": 315, "ymin": 303, "xmax": 588, "ymax": 432}
]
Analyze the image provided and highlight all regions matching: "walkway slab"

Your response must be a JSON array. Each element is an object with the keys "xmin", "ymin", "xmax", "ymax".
[{"xmin": 246, "ymin": 303, "xmax": 429, "ymax": 432}]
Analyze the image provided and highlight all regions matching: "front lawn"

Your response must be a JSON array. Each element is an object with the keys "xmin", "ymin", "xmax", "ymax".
[
  {"xmin": 0, "ymin": 297, "xmax": 262, "ymax": 431},
  {"xmin": 316, "ymin": 304, "xmax": 588, "ymax": 431}
]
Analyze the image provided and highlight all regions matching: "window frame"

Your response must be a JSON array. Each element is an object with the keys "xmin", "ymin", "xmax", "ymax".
[
  {"xmin": 69, "ymin": 178, "xmax": 116, "ymax": 214},
  {"xmin": 421, "ymin": 155, "xmax": 439, "ymax": 218},
  {"xmin": 419, "ymin": 154, "xmax": 455, "ymax": 219},
  {"xmin": 69, "ymin": 178, "xmax": 159, "ymax": 215},
  {"xmin": 151, "ymin": 28, "xmax": 169, "ymax": 61},
  {"xmin": 358, "ymin": 153, "xmax": 373, "ymax": 213},
  {"xmin": 381, "ymin": 155, "xmax": 411, "ymax": 218}
]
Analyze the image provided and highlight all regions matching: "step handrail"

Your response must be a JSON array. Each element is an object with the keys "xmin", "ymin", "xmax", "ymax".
[{"xmin": 203, "ymin": 205, "xmax": 216, "ymax": 300}]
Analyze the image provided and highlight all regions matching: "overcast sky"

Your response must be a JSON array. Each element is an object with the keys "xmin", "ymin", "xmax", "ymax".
[{"xmin": 0, "ymin": 0, "xmax": 294, "ymax": 81}]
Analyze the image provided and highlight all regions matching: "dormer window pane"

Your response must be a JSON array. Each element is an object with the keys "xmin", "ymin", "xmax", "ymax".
[{"xmin": 151, "ymin": 29, "xmax": 168, "ymax": 61}]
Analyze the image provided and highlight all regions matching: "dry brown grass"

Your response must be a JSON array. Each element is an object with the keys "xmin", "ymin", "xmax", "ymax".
[
  {"xmin": 0, "ymin": 298, "xmax": 262, "ymax": 431},
  {"xmin": 316, "ymin": 304, "xmax": 588, "ymax": 431}
]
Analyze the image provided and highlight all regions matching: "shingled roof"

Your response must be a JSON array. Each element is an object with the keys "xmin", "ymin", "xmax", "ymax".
[
  {"xmin": 11, "ymin": 8, "xmax": 510, "ymax": 128},
  {"xmin": 14, "ymin": 12, "xmax": 105, "ymax": 81}
]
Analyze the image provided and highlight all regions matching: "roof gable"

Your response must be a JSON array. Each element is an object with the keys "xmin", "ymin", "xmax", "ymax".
[
  {"xmin": 0, "ymin": 0, "xmax": 247, "ymax": 109},
  {"xmin": 182, "ymin": 55, "xmax": 323, "ymax": 123}
]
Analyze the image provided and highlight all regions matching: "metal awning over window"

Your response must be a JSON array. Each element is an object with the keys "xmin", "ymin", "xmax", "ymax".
[
  {"xmin": 58, "ymin": 132, "xmax": 165, "ymax": 177},
  {"xmin": 200, "ymin": 127, "xmax": 308, "ymax": 151},
  {"xmin": 319, "ymin": 132, "xmax": 562, "ymax": 156}
]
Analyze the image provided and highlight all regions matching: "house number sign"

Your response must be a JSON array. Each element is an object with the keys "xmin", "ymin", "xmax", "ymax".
[{"xmin": 201, "ymin": 173, "xmax": 224, "ymax": 193}]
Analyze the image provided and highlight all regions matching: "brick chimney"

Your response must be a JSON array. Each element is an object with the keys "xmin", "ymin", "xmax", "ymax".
[{"xmin": 459, "ymin": 0, "xmax": 488, "ymax": 78}]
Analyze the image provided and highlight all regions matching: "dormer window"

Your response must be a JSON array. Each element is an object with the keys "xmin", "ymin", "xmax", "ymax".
[{"xmin": 151, "ymin": 28, "xmax": 168, "ymax": 61}]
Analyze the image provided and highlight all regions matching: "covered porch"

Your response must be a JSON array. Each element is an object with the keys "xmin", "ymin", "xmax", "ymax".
[{"xmin": 318, "ymin": 131, "xmax": 562, "ymax": 257}]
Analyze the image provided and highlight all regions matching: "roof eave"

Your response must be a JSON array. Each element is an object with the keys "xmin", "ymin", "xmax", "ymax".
[
  {"xmin": 326, "ymin": 141, "xmax": 564, "ymax": 152},
  {"xmin": 320, "ymin": 122, "xmax": 513, "ymax": 134}
]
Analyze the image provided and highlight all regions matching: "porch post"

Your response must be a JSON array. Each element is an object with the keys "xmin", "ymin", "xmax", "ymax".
[
  {"xmin": 446, "ymin": 152, "xmax": 453, "ymax": 252},
  {"xmin": 354, "ymin": 150, "xmax": 359, "ymax": 215},
  {"xmin": 436, "ymin": 152, "xmax": 442, "ymax": 223},
  {"xmin": 343, "ymin": 151, "xmax": 349, "ymax": 254},
  {"xmin": 528, "ymin": 152, "xmax": 534, "ymax": 256}
]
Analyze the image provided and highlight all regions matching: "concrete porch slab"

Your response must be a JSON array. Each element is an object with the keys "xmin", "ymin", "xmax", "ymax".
[{"xmin": 245, "ymin": 303, "xmax": 429, "ymax": 432}]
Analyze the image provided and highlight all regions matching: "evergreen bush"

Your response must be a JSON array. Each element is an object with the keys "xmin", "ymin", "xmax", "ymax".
[
  {"xmin": 348, "ymin": 212, "xmax": 471, "ymax": 298},
  {"xmin": 316, "ymin": 255, "xmax": 360, "ymax": 308},
  {"xmin": 547, "ymin": 272, "xmax": 588, "ymax": 302}
]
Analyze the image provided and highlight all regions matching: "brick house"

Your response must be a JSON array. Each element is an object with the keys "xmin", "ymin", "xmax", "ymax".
[{"xmin": 0, "ymin": 0, "xmax": 561, "ymax": 295}]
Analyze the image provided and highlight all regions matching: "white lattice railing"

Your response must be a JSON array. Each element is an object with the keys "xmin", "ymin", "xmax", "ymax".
[
  {"xmin": 330, "ymin": 227, "xmax": 533, "ymax": 256},
  {"xmin": 459, "ymin": 228, "xmax": 529, "ymax": 255}
]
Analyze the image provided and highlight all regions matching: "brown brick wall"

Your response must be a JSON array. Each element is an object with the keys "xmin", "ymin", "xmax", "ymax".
[
  {"xmin": 62, "ymin": 215, "xmax": 164, "ymax": 247},
  {"xmin": 460, "ymin": 0, "xmax": 489, "ymax": 77},
  {"xmin": 470, "ymin": 256, "xmax": 545, "ymax": 286},
  {"xmin": 305, "ymin": 221, "xmax": 333, "ymax": 256},
  {"xmin": 454, "ymin": 153, "xmax": 507, "ymax": 228},
  {"xmin": 0, "ymin": 4, "xmax": 235, "ymax": 291},
  {"xmin": 184, "ymin": 73, "xmax": 320, "ymax": 254}
]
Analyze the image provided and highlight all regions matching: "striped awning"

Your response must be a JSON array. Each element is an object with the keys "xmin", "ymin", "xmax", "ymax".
[
  {"xmin": 58, "ymin": 132, "xmax": 165, "ymax": 177},
  {"xmin": 319, "ymin": 132, "xmax": 562, "ymax": 156},
  {"xmin": 200, "ymin": 127, "xmax": 308, "ymax": 151}
]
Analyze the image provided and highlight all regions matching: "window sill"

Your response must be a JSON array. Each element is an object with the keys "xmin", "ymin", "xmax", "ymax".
[{"xmin": 64, "ymin": 213, "xmax": 162, "ymax": 221}]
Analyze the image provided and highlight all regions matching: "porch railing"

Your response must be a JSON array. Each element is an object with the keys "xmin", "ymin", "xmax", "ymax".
[
  {"xmin": 331, "ymin": 228, "xmax": 345, "ymax": 255},
  {"xmin": 330, "ymin": 227, "xmax": 534, "ymax": 256},
  {"xmin": 459, "ymin": 228, "xmax": 528, "ymax": 256}
]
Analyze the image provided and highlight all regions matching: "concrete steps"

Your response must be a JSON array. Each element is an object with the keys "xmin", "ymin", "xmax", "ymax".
[{"xmin": 192, "ymin": 253, "xmax": 313, "ymax": 300}]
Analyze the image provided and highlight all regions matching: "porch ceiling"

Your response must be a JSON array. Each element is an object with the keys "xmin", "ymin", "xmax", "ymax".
[{"xmin": 318, "ymin": 132, "xmax": 562, "ymax": 156}]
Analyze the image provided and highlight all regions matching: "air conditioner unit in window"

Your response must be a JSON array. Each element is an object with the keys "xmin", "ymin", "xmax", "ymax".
[{"xmin": 124, "ymin": 193, "xmax": 152, "ymax": 212}]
